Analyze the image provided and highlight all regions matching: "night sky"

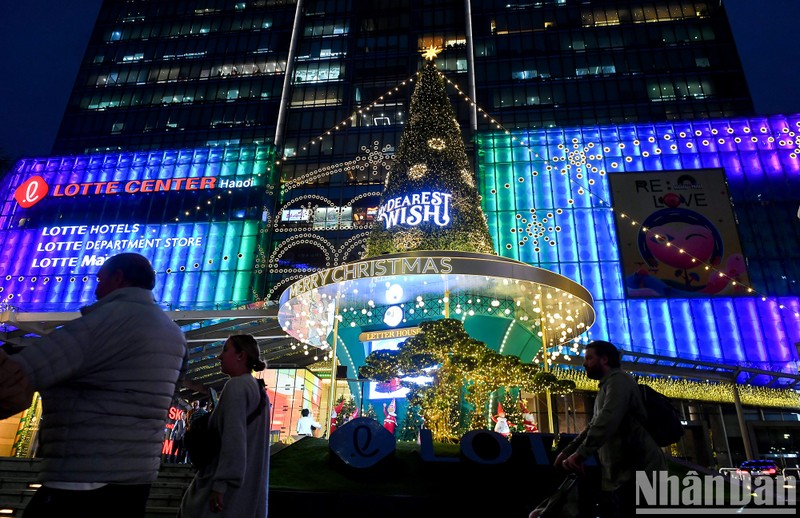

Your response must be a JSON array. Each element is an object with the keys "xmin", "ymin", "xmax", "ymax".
[
  {"xmin": 0, "ymin": 0, "xmax": 797, "ymax": 164},
  {"xmin": 0, "ymin": 1, "xmax": 103, "ymax": 162}
]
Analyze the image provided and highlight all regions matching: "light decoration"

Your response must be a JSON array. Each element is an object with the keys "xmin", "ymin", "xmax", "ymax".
[
  {"xmin": 363, "ymin": 58, "xmax": 496, "ymax": 257},
  {"xmin": 392, "ymin": 229, "xmax": 424, "ymax": 251},
  {"xmin": 383, "ymin": 305, "xmax": 404, "ymax": 327},
  {"xmin": 427, "ymin": 137, "xmax": 446, "ymax": 150},
  {"xmin": 377, "ymin": 191, "xmax": 452, "ymax": 229},
  {"xmin": 357, "ymin": 318, "xmax": 586, "ymax": 440},
  {"xmin": 283, "ymin": 141, "xmax": 394, "ymax": 192},
  {"xmin": 421, "ymin": 45, "xmax": 443, "ymax": 61},
  {"xmin": 275, "ymin": 80, "xmax": 417, "ymax": 166},
  {"xmin": 0, "ymin": 145, "xmax": 276, "ymax": 311},
  {"xmin": 460, "ymin": 168, "xmax": 475, "ymax": 188},
  {"xmin": 551, "ymin": 366, "xmax": 800, "ymax": 409},
  {"xmin": 408, "ymin": 163, "xmax": 428, "ymax": 179},
  {"xmin": 471, "ymin": 113, "xmax": 800, "ymax": 375},
  {"xmin": 386, "ymin": 283, "xmax": 404, "ymax": 303},
  {"xmin": 279, "ymin": 249, "xmax": 596, "ymax": 420}
]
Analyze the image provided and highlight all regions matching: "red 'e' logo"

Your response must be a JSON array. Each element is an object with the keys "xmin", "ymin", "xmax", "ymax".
[{"xmin": 14, "ymin": 176, "xmax": 49, "ymax": 208}]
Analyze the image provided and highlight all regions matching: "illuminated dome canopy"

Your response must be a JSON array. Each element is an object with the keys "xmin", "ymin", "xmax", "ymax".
[{"xmin": 278, "ymin": 251, "xmax": 595, "ymax": 352}]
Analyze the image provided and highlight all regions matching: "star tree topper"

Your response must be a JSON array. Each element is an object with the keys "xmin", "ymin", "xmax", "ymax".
[{"xmin": 421, "ymin": 45, "xmax": 442, "ymax": 61}]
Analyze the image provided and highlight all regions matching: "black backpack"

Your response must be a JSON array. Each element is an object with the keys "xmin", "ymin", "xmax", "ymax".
[
  {"xmin": 184, "ymin": 394, "xmax": 266, "ymax": 470},
  {"xmin": 637, "ymin": 384, "xmax": 684, "ymax": 447},
  {"xmin": 184, "ymin": 411, "xmax": 217, "ymax": 469}
]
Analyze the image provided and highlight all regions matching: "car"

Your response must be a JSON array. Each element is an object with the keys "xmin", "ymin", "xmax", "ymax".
[{"xmin": 737, "ymin": 460, "xmax": 780, "ymax": 479}]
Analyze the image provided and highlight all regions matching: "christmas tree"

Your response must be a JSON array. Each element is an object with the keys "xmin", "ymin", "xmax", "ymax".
[
  {"xmin": 398, "ymin": 404, "xmax": 424, "ymax": 442},
  {"xmin": 364, "ymin": 47, "xmax": 496, "ymax": 257},
  {"xmin": 334, "ymin": 396, "xmax": 358, "ymax": 429},
  {"xmin": 495, "ymin": 392, "xmax": 524, "ymax": 434}
]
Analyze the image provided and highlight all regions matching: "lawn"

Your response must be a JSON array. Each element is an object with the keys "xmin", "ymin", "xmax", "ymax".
[{"xmin": 268, "ymin": 436, "xmax": 761, "ymax": 517}]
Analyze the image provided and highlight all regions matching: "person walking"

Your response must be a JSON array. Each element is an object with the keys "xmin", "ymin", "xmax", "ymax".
[
  {"xmin": 170, "ymin": 414, "xmax": 188, "ymax": 464},
  {"xmin": 553, "ymin": 340, "xmax": 666, "ymax": 517},
  {"xmin": 179, "ymin": 334, "xmax": 270, "ymax": 518},
  {"xmin": 296, "ymin": 408, "xmax": 321, "ymax": 438},
  {"xmin": 0, "ymin": 253, "xmax": 188, "ymax": 518}
]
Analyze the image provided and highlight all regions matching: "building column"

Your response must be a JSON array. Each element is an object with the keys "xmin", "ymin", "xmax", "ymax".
[
  {"xmin": 274, "ymin": 0, "xmax": 304, "ymax": 151},
  {"xmin": 464, "ymin": 0, "xmax": 478, "ymax": 131},
  {"xmin": 718, "ymin": 403, "xmax": 733, "ymax": 468},
  {"xmin": 732, "ymin": 380, "xmax": 754, "ymax": 460}
]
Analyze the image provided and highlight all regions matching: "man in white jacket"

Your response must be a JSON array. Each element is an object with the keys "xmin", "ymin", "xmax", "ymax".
[
  {"xmin": 0, "ymin": 253, "xmax": 187, "ymax": 518},
  {"xmin": 296, "ymin": 408, "xmax": 322, "ymax": 437}
]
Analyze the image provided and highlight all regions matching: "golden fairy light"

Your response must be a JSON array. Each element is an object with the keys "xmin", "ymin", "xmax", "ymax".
[{"xmin": 421, "ymin": 45, "xmax": 442, "ymax": 61}]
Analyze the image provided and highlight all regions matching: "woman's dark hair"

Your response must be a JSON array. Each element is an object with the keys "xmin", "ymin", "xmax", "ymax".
[
  {"xmin": 585, "ymin": 340, "xmax": 621, "ymax": 368},
  {"xmin": 228, "ymin": 334, "xmax": 267, "ymax": 372},
  {"xmin": 301, "ymin": 408, "xmax": 310, "ymax": 417},
  {"xmin": 103, "ymin": 253, "xmax": 156, "ymax": 290}
]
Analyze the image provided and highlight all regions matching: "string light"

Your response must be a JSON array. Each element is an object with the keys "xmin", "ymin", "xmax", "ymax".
[
  {"xmin": 274, "ymin": 76, "xmax": 417, "ymax": 166},
  {"xmin": 436, "ymin": 71, "xmax": 800, "ymax": 319},
  {"xmin": 267, "ymin": 59, "xmax": 800, "ymax": 390},
  {"xmin": 552, "ymin": 366, "xmax": 800, "ymax": 409}
]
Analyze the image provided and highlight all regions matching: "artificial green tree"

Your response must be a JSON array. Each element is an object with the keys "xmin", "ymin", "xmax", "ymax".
[
  {"xmin": 359, "ymin": 318, "xmax": 577, "ymax": 441},
  {"xmin": 363, "ymin": 52, "xmax": 496, "ymax": 257},
  {"xmin": 398, "ymin": 404, "xmax": 425, "ymax": 442}
]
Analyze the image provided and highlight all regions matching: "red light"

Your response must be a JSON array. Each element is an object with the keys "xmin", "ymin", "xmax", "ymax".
[{"xmin": 766, "ymin": 468, "xmax": 776, "ymax": 474}]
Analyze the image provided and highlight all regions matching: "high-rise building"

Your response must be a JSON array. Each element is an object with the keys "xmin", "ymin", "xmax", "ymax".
[
  {"xmin": 5, "ymin": 0, "xmax": 800, "ymax": 462},
  {"xmin": 53, "ymin": 0, "xmax": 753, "ymax": 156},
  {"xmin": 49, "ymin": 0, "xmax": 757, "ymax": 299}
]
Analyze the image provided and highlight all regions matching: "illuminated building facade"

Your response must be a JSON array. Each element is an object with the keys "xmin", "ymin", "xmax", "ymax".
[
  {"xmin": 48, "ymin": 0, "xmax": 756, "ymax": 300},
  {"xmin": 0, "ymin": 145, "xmax": 277, "ymax": 312},
  {"xmin": 3, "ymin": 0, "xmax": 798, "ymax": 459}
]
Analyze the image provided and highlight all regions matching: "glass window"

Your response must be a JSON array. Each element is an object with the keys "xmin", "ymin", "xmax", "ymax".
[
  {"xmin": 313, "ymin": 207, "xmax": 339, "ymax": 228},
  {"xmin": 122, "ymin": 53, "xmax": 145, "ymax": 63},
  {"xmin": 294, "ymin": 62, "xmax": 343, "ymax": 84},
  {"xmin": 281, "ymin": 208, "xmax": 311, "ymax": 223}
]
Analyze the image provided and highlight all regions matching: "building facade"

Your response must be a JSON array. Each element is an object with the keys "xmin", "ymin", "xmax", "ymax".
[
  {"xmin": 49, "ymin": 0, "xmax": 757, "ymax": 299},
  {"xmin": 3, "ymin": 0, "xmax": 799, "ymax": 464}
]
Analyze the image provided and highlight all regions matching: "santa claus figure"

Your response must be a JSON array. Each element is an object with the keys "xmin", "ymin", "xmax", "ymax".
[
  {"xmin": 520, "ymin": 402, "xmax": 539, "ymax": 433},
  {"xmin": 329, "ymin": 400, "xmax": 345, "ymax": 436},
  {"xmin": 491, "ymin": 402, "xmax": 512, "ymax": 437},
  {"xmin": 383, "ymin": 399, "xmax": 398, "ymax": 435}
]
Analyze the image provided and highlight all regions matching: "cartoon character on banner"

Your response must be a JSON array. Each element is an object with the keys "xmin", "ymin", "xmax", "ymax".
[
  {"xmin": 626, "ymin": 195, "xmax": 744, "ymax": 297},
  {"xmin": 383, "ymin": 399, "xmax": 398, "ymax": 435},
  {"xmin": 491, "ymin": 402, "xmax": 513, "ymax": 437},
  {"xmin": 520, "ymin": 402, "xmax": 539, "ymax": 433},
  {"xmin": 329, "ymin": 399, "xmax": 345, "ymax": 436}
]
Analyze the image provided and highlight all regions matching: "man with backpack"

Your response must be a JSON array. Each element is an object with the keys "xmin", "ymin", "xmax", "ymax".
[{"xmin": 554, "ymin": 340, "xmax": 666, "ymax": 517}]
